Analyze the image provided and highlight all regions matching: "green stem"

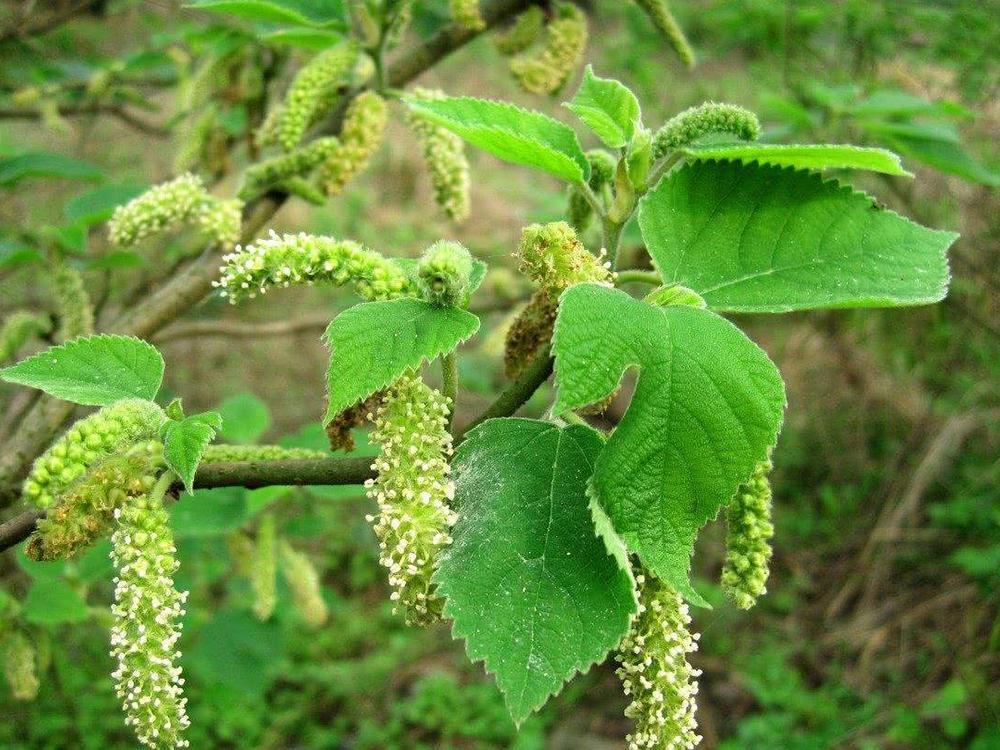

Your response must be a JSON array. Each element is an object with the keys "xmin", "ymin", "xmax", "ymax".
[
  {"xmin": 647, "ymin": 152, "xmax": 683, "ymax": 191},
  {"xmin": 455, "ymin": 353, "xmax": 554, "ymax": 442},
  {"xmin": 441, "ymin": 351, "xmax": 459, "ymax": 431},
  {"xmin": 616, "ymin": 269, "xmax": 661, "ymax": 286},
  {"xmin": 602, "ymin": 219, "xmax": 625, "ymax": 269},
  {"xmin": 151, "ymin": 470, "xmax": 177, "ymax": 505}
]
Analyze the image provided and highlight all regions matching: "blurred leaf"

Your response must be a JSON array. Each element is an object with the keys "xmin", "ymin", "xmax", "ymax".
[
  {"xmin": 0, "ymin": 152, "xmax": 101, "ymax": 187},
  {"xmin": 73, "ymin": 539, "xmax": 114, "ymax": 582},
  {"xmin": 246, "ymin": 485, "xmax": 293, "ymax": 515},
  {"xmin": 22, "ymin": 578, "xmax": 89, "ymax": 625},
  {"xmin": 0, "ymin": 241, "xmax": 43, "ymax": 269},
  {"xmin": 86, "ymin": 250, "xmax": 146, "ymax": 270},
  {"xmin": 259, "ymin": 27, "xmax": 343, "ymax": 49},
  {"xmin": 861, "ymin": 121, "xmax": 999, "ymax": 186},
  {"xmin": 217, "ymin": 393, "xmax": 271, "ymax": 444},
  {"xmin": 184, "ymin": 608, "xmax": 285, "ymax": 697},
  {"xmin": 186, "ymin": 0, "xmax": 346, "ymax": 28},
  {"xmin": 16, "ymin": 547, "xmax": 66, "ymax": 580},
  {"xmin": 64, "ymin": 184, "xmax": 145, "ymax": 226},
  {"xmin": 38, "ymin": 223, "xmax": 87, "ymax": 255},
  {"xmin": 849, "ymin": 90, "xmax": 970, "ymax": 119},
  {"xmin": 171, "ymin": 486, "xmax": 248, "ymax": 536}
]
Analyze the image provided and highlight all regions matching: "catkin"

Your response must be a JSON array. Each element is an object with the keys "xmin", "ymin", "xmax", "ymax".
[
  {"xmin": 2, "ymin": 631, "xmax": 39, "ymax": 701},
  {"xmin": 404, "ymin": 88, "xmax": 471, "ymax": 222},
  {"xmin": 417, "ymin": 240, "xmax": 474, "ymax": 306},
  {"xmin": 503, "ymin": 290, "xmax": 558, "ymax": 380},
  {"xmin": 0, "ymin": 311, "xmax": 51, "ymax": 363},
  {"xmin": 51, "ymin": 264, "xmax": 94, "ymax": 342},
  {"xmin": 252, "ymin": 513, "xmax": 277, "ymax": 621},
  {"xmin": 276, "ymin": 40, "xmax": 359, "ymax": 151},
  {"xmin": 201, "ymin": 444, "xmax": 327, "ymax": 463},
  {"xmin": 279, "ymin": 540, "xmax": 329, "ymax": 627},
  {"xmin": 509, "ymin": 2, "xmax": 588, "ymax": 95},
  {"xmin": 652, "ymin": 102, "xmax": 761, "ymax": 160},
  {"xmin": 721, "ymin": 458, "xmax": 774, "ymax": 609},
  {"xmin": 238, "ymin": 137, "xmax": 341, "ymax": 199},
  {"xmin": 633, "ymin": 0, "xmax": 696, "ymax": 68},
  {"xmin": 318, "ymin": 91, "xmax": 388, "ymax": 196},
  {"xmin": 449, "ymin": 0, "xmax": 485, "ymax": 31},
  {"xmin": 107, "ymin": 174, "xmax": 206, "ymax": 247},
  {"xmin": 516, "ymin": 221, "xmax": 612, "ymax": 295},
  {"xmin": 494, "ymin": 6, "xmax": 545, "ymax": 56}
]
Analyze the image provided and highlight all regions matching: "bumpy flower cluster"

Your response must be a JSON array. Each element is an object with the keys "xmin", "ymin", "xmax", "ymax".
[
  {"xmin": 449, "ymin": 0, "xmax": 485, "ymax": 30},
  {"xmin": 504, "ymin": 290, "xmax": 558, "ymax": 379},
  {"xmin": 516, "ymin": 221, "xmax": 612, "ymax": 294},
  {"xmin": 325, "ymin": 391, "xmax": 384, "ymax": 452},
  {"xmin": 252, "ymin": 514, "xmax": 277, "ymax": 621},
  {"xmin": 0, "ymin": 310, "xmax": 50, "ymax": 363},
  {"xmin": 193, "ymin": 197, "xmax": 243, "ymax": 249},
  {"xmin": 279, "ymin": 176, "xmax": 327, "ymax": 206},
  {"xmin": 214, "ymin": 231, "xmax": 415, "ymax": 304},
  {"xmin": 721, "ymin": 459, "xmax": 774, "ymax": 609},
  {"xmin": 510, "ymin": 2, "xmax": 588, "ymax": 95},
  {"xmin": 110, "ymin": 490, "xmax": 190, "ymax": 749},
  {"xmin": 201, "ymin": 444, "xmax": 327, "ymax": 462},
  {"xmin": 319, "ymin": 91, "xmax": 388, "ymax": 196},
  {"xmin": 238, "ymin": 136, "xmax": 341, "ymax": 200},
  {"xmin": 633, "ymin": 0, "xmax": 695, "ymax": 68},
  {"xmin": 279, "ymin": 540, "xmax": 329, "ymax": 627},
  {"xmin": 2, "ymin": 631, "xmax": 39, "ymax": 701},
  {"xmin": 275, "ymin": 40, "xmax": 359, "ymax": 151},
  {"xmin": 27, "ymin": 453, "xmax": 158, "ymax": 562},
  {"xmin": 108, "ymin": 174, "xmax": 206, "ymax": 247},
  {"xmin": 51, "ymin": 264, "xmax": 94, "ymax": 342},
  {"xmin": 567, "ymin": 149, "xmax": 617, "ymax": 233},
  {"xmin": 22, "ymin": 399, "xmax": 166, "ymax": 509},
  {"xmin": 616, "ymin": 569, "xmax": 702, "ymax": 750},
  {"xmin": 652, "ymin": 102, "xmax": 761, "ymax": 160},
  {"xmin": 494, "ymin": 6, "xmax": 545, "ymax": 55},
  {"xmin": 417, "ymin": 240, "xmax": 474, "ymax": 306},
  {"xmin": 405, "ymin": 88, "xmax": 471, "ymax": 222},
  {"xmin": 365, "ymin": 375, "xmax": 457, "ymax": 626}
]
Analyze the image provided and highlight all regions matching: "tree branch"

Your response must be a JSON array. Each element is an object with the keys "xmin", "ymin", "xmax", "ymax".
[
  {"xmin": 0, "ymin": 0, "xmax": 100, "ymax": 44},
  {"xmin": 153, "ymin": 314, "xmax": 332, "ymax": 344},
  {"xmin": 455, "ymin": 353, "xmax": 554, "ymax": 441},
  {"xmin": 0, "ymin": 104, "xmax": 169, "ymax": 136}
]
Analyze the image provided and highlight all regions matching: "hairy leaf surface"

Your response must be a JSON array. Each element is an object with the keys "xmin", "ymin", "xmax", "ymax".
[
  {"xmin": 565, "ymin": 66, "xmax": 641, "ymax": 148},
  {"xmin": 162, "ymin": 412, "xmax": 222, "ymax": 492},
  {"xmin": 680, "ymin": 142, "xmax": 911, "ymax": 176},
  {"xmin": 436, "ymin": 419, "xmax": 636, "ymax": 723},
  {"xmin": 552, "ymin": 284, "xmax": 785, "ymax": 605}
]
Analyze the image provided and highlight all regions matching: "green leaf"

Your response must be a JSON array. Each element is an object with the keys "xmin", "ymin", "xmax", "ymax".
[
  {"xmin": 564, "ymin": 65, "xmax": 641, "ymax": 149},
  {"xmin": 680, "ymin": 142, "xmax": 912, "ymax": 177},
  {"xmin": 0, "ymin": 334, "xmax": 165, "ymax": 405},
  {"xmin": 161, "ymin": 411, "xmax": 222, "ymax": 492},
  {"xmin": 0, "ymin": 152, "xmax": 101, "ymax": 187},
  {"xmin": 217, "ymin": 392, "xmax": 270, "ymax": 444},
  {"xmin": 404, "ymin": 96, "xmax": 589, "ymax": 183},
  {"xmin": 323, "ymin": 298, "xmax": 479, "ymax": 423},
  {"xmin": 861, "ymin": 121, "xmax": 999, "ymax": 186},
  {"xmin": 259, "ymin": 27, "xmax": 344, "ymax": 49},
  {"xmin": 64, "ymin": 183, "xmax": 145, "ymax": 226},
  {"xmin": 187, "ymin": 0, "xmax": 345, "ymax": 27},
  {"xmin": 184, "ymin": 608, "xmax": 284, "ymax": 697},
  {"xmin": 170, "ymin": 487, "xmax": 248, "ymax": 537},
  {"xmin": 638, "ymin": 160, "xmax": 957, "ymax": 313},
  {"xmin": 22, "ymin": 578, "xmax": 89, "ymax": 625},
  {"xmin": 436, "ymin": 419, "xmax": 636, "ymax": 723},
  {"xmin": 552, "ymin": 284, "xmax": 785, "ymax": 605}
]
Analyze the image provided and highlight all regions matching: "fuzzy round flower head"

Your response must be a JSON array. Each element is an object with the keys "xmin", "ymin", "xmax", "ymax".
[
  {"xmin": 652, "ymin": 102, "xmax": 760, "ymax": 160},
  {"xmin": 279, "ymin": 539, "xmax": 329, "ymax": 628},
  {"xmin": 214, "ymin": 231, "xmax": 416, "ymax": 304},
  {"xmin": 405, "ymin": 88, "xmax": 471, "ymax": 223},
  {"xmin": 364, "ymin": 375, "xmax": 457, "ymax": 626},
  {"xmin": 51, "ymin": 264, "xmax": 94, "ymax": 342},
  {"xmin": 276, "ymin": 40, "xmax": 359, "ymax": 152},
  {"xmin": 509, "ymin": 2, "xmax": 588, "ymax": 95},
  {"xmin": 503, "ymin": 289, "xmax": 557, "ymax": 379},
  {"xmin": 318, "ymin": 91, "xmax": 388, "ymax": 197},
  {"xmin": 238, "ymin": 137, "xmax": 341, "ymax": 200},
  {"xmin": 0, "ymin": 310, "xmax": 51, "ymax": 363},
  {"xmin": 721, "ymin": 458, "xmax": 774, "ymax": 609},
  {"xmin": 27, "ymin": 453, "xmax": 159, "ymax": 562},
  {"xmin": 516, "ymin": 221, "xmax": 612, "ymax": 295},
  {"xmin": 22, "ymin": 400, "xmax": 166, "ymax": 509},
  {"xmin": 193, "ymin": 197, "xmax": 243, "ymax": 249},
  {"xmin": 108, "ymin": 174, "xmax": 207, "ymax": 247},
  {"xmin": 449, "ymin": 0, "xmax": 485, "ymax": 31},
  {"xmin": 110, "ymin": 488, "xmax": 190, "ymax": 749},
  {"xmin": 417, "ymin": 240, "xmax": 474, "ymax": 306},
  {"xmin": 616, "ymin": 569, "xmax": 702, "ymax": 750},
  {"xmin": 633, "ymin": 0, "xmax": 695, "ymax": 68},
  {"xmin": 494, "ymin": 6, "xmax": 545, "ymax": 56},
  {"xmin": 2, "ymin": 631, "xmax": 39, "ymax": 701}
]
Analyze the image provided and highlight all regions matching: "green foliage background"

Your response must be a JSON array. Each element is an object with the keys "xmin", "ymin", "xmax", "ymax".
[{"xmin": 0, "ymin": 1, "xmax": 996, "ymax": 747}]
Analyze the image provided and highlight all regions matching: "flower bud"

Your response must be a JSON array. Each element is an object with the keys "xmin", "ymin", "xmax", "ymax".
[
  {"xmin": 417, "ymin": 240, "xmax": 474, "ymax": 306},
  {"xmin": 652, "ymin": 102, "xmax": 760, "ymax": 160},
  {"xmin": 721, "ymin": 458, "xmax": 774, "ymax": 609}
]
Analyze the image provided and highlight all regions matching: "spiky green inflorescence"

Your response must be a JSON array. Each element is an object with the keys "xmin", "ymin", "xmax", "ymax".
[
  {"xmin": 278, "ymin": 176, "xmax": 327, "ymax": 206},
  {"xmin": 108, "ymin": 174, "xmax": 206, "ymax": 247},
  {"xmin": 318, "ymin": 91, "xmax": 388, "ymax": 196},
  {"xmin": 516, "ymin": 221, "xmax": 612, "ymax": 295},
  {"xmin": 51, "ymin": 264, "xmax": 94, "ymax": 342},
  {"xmin": 652, "ymin": 102, "xmax": 761, "ymax": 160},
  {"xmin": 252, "ymin": 513, "xmax": 277, "ymax": 621},
  {"xmin": 173, "ymin": 107, "xmax": 220, "ymax": 175},
  {"xmin": 276, "ymin": 40, "xmax": 359, "ymax": 152},
  {"xmin": 405, "ymin": 88, "xmax": 471, "ymax": 222},
  {"xmin": 26, "ymin": 453, "xmax": 159, "ymax": 562},
  {"xmin": 2, "ymin": 631, "xmax": 39, "ymax": 701},
  {"xmin": 567, "ymin": 149, "xmax": 617, "ymax": 232},
  {"xmin": 193, "ymin": 197, "xmax": 243, "ymax": 249},
  {"xmin": 633, "ymin": 0, "xmax": 695, "ymax": 68},
  {"xmin": 364, "ymin": 375, "xmax": 457, "ymax": 626},
  {"xmin": 22, "ymin": 400, "xmax": 166, "ymax": 509},
  {"xmin": 616, "ymin": 568, "xmax": 702, "ymax": 750},
  {"xmin": 449, "ymin": 0, "xmax": 485, "ymax": 31},
  {"xmin": 494, "ymin": 6, "xmax": 545, "ymax": 56},
  {"xmin": 503, "ymin": 289, "xmax": 558, "ymax": 379},
  {"xmin": 279, "ymin": 540, "xmax": 329, "ymax": 627},
  {"xmin": 110, "ymin": 484, "xmax": 190, "ymax": 749},
  {"xmin": 509, "ymin": 2, "xmax": 588, "ymax": 95},
  {"xmin": 238, "ymin": 137, "xmax": 341, "ymax": 200},
  {"xmin": 214, "ymin": 231, "xmax": 416, "ymax": 303},
  {"xmin": 721, "ymin": 458, "xmax": 774, "ymax": 609},
  {"xmin": 0, "ymin": 310, "xmax": 51, "ymax": 363},
  {"xmin": 417, "ymin": 240, "xmax": 474, "ymax": 306},
  {"xmin": 201, "ymin": 444, "xmax": 328, "ymax": 462}
]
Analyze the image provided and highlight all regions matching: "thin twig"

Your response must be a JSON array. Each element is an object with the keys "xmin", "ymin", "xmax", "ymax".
[
  {"xmin": 153, "ymin": 314, "xmax": 332, "ymax": 344},
  {"xmin": 0, "ymin": 104, "xmax": 168, "ymax": 136},
  {"xmin": 456, "ymin": 353, "xmax": 554, "ymax": 441}
]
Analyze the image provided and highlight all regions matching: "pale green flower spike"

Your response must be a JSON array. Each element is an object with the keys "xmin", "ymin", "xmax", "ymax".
[
  {"xmin": 616, "ymin": 568, "xmax": 702, "ymax": 750},
  {"xmin": 721, "ymin": 458, "xmax": 774, "ymax": 609},
  {"xmin": 510, "ymin": 2, "xmax": 588, "ymax": 95},
  {"xmin": 319, "ymin": 91, "xmax": 388, "ymax": 196},
  {"xmin": 365, "ymin": 375, "xmax": 457, "ymax": 626},
  {"xmin": 516, "ymin": 221, "xmax": 612, "ymax": 295},
  {"xmin": 279, "ymin": 539, "xmax": 329, "ymax": 627},
  {"xmin": 417, "ymin": 240, "xmax": 474, "ymax": 306},
  {"xmin": 252, "ymin": 513, "xmax": 277, "ymax": 621},
  {"xmin": 2, "ymin": 631, "xmax": 39, "ymax": 701},
  {"xmin": 449, "ymin": 0, "xmax": 485, "ymax": 31},
  {"xmin": 173, "ymin": 107, "xmax": 218, "ymax": 175},
  {"xmin": 652, "ymin": 102, "xmax": 761, "ymax": 160},
  {"xmin": 22, "ymin": 400, "xmax": 166, "ymax": 509},
  {"xmin": 238, "ymin": 137, "xmax": 341, "ymax": 200},
  {"xmin": 108, "ymin": 174, "xmax": 206, "ymax": 247},
  {"xmin": 276, "ymin": 40, "xmax": 359, "ymax": 152},
  {"xmin": 51, "ymin": 264, "xmax": 94, "ymax": 342},
  {"xmin": 193, "ymin": 197, "xmax": 243, "ymax": 249},
  {"xmin": 215, "ymin": 231, "xmax": 416, "ymax": 303},
  {"xmin": 201, "ymin": 444, "xmax": 328, "ymax": 462},
  {"xmin": 405, "ymin": 88, "xmax": 471, "ymax": 222},
  {"xmin": 278, "ymin": 176, "xmax": 327, "ymax": 206},
  {"xmin": 503, "ymin": 289, "xmax": 557, "ymax": 379},
  {"xmin": 110, "ymin": 479, "xmax": 190, "ymax": 749},
  {"xmin": 0, "ymin": 311, "xmax": 51, "ymax": 364},
  {"xmin": 494, "ymin": 6, "xmax": 545, "ymax": 56},
  {"xmin": 633, "ymin": 0, "xmax": 696, "ymax": 68}
]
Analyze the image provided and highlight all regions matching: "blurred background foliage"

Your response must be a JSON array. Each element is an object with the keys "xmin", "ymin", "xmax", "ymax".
[{"xmin": 0, "ymin": 0, "xmax": 996, "ymax": 747}]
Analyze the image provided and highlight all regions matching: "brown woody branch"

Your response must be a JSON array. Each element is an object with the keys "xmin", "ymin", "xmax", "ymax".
[{"xmin": 0, "ymin": 103, "xmax": 169, "ymax": 136}]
